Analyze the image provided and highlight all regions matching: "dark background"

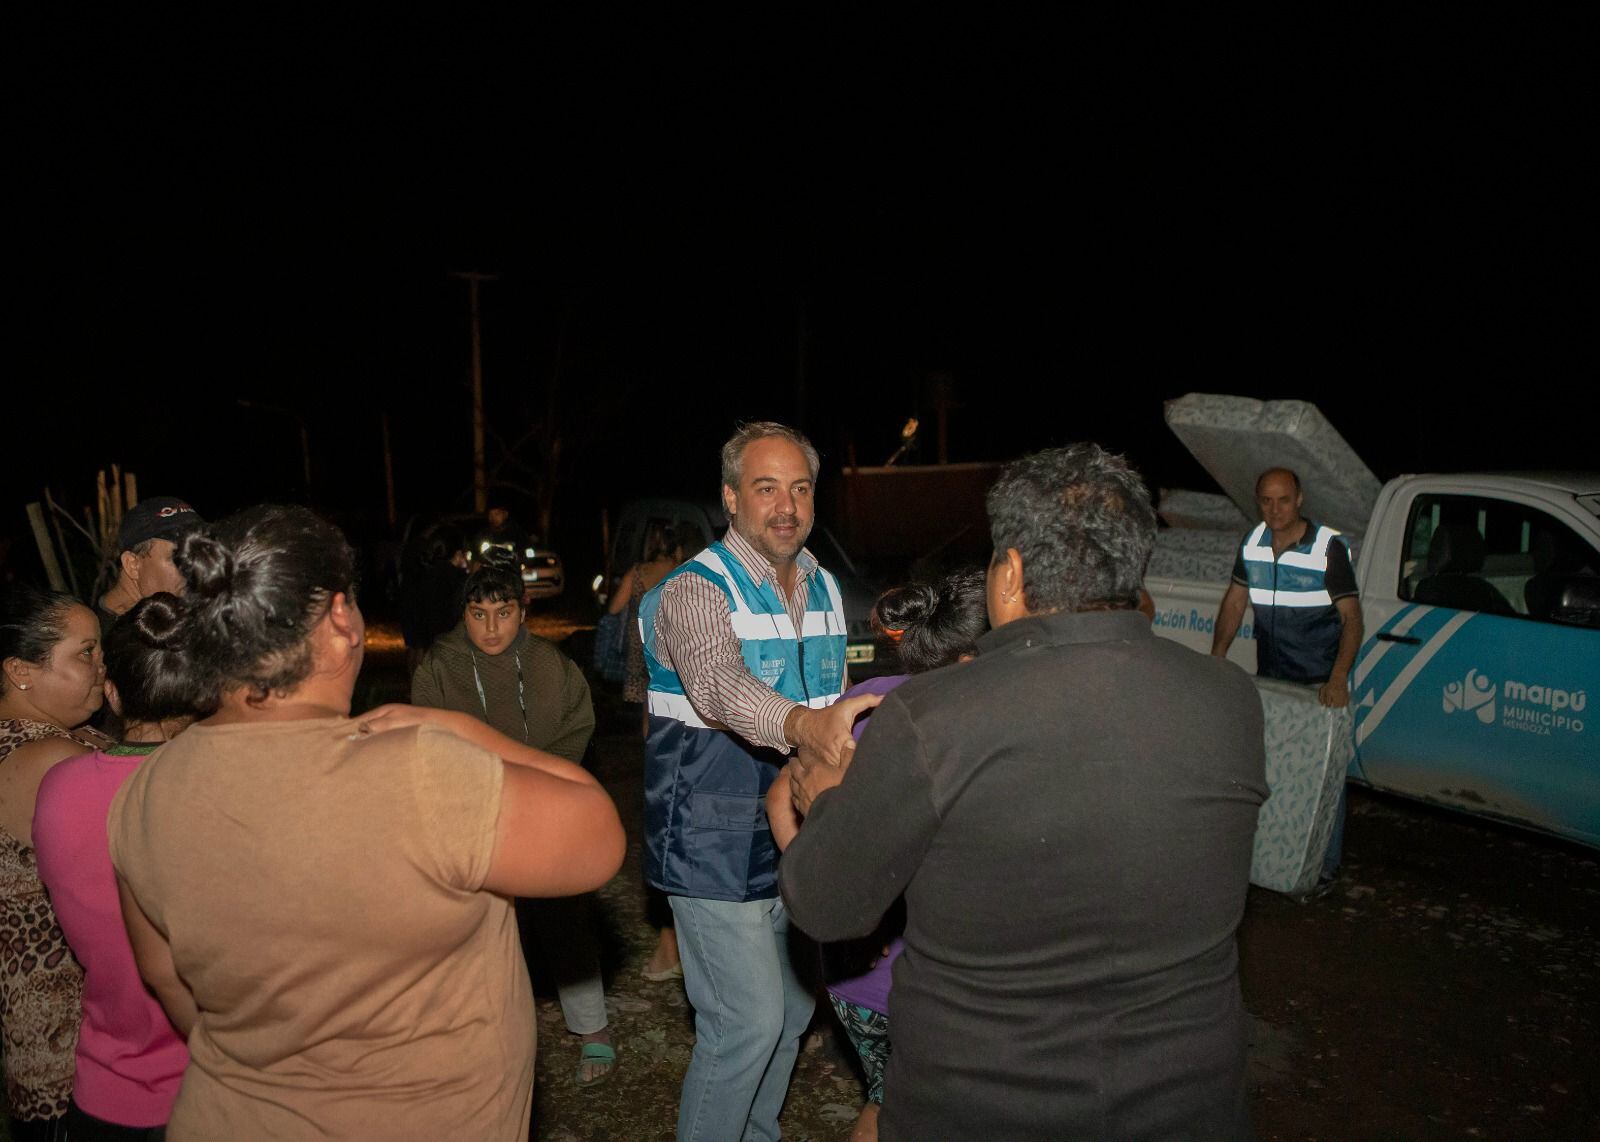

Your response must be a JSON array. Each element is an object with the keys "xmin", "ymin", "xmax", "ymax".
[{"xmin": 7, "ymin": 24, "xmax": 1592, "ymax": 593}]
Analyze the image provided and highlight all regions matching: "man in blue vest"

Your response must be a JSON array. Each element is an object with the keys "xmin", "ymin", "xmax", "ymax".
[
  {"xmin": 1211, "ymin": 467, "xmax": 1363, "ymax": 886},
  {"xmin": 639, "ymin": 422, "xmax": 879, "ymax": 1142}
]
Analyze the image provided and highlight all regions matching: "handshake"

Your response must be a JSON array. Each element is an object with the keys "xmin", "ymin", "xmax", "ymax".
[{"xmin": 767, "ymin": 691, "xmax": 883, "ymax": 849}]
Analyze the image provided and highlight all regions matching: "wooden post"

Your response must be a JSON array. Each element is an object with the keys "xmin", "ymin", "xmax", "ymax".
[
  {"xmin": 41, "ymin": 488, "xmax": 81, "ymax": 597},
  {"xmin": 26, "ymin": 503, "xmax": 67, "ymax": 591},
  {"xmin": 381, "ymin": 412, "xmax": 397, "ymax": 531},
  {"xmin": 95, "ymin": 470, "xmax": 110, "ymax": 555},
  {"xmin": 298, "ymin": 421, "xmax": 313, "ymax": 498},
  {"xmin": 110, "ymin": 463, "xmax": 125, "ymax": 541},
  {"xmin": 450, "ymin": 271, "xmax": 498, "ymax": 514},
  {"xmin": 469, "ymin": 279, "xmax": 486, "ymax": 513}
]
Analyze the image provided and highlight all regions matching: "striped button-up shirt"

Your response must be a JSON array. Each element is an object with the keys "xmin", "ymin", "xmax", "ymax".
[{"xmin": 653, "ymin": 526, "xmax": 839, "ymax": 752}]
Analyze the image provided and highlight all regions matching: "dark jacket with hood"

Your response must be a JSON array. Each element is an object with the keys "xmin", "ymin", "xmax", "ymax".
[{"xmin": 411, "ymin": 624, "xmax": 594, "ymax": 764}]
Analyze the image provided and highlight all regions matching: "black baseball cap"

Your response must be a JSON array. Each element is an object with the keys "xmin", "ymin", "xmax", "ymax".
[{"xmin": 119, "ymin": 497, "xmax": 205, "ymax": 551}]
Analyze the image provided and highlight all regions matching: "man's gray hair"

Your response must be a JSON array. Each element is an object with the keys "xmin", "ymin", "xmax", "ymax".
[
  {"xmin": 719, "ymin": 421, "xmax": 821, "ymax": 491},
  {"xmin": 986, "ymin": 443, "xmax": 1157, "ymax": 613}
]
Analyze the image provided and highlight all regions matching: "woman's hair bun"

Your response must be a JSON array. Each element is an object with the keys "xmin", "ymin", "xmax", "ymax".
[
  {"xmin": 873, "ymin": 582, "xmax": 937, "ymax": 632},
  {"xmin": 106, "ymin": 593, "xmax": 204, "ymax": 723},
  {"xmin": 127, "ymin": 592, "xmax": 185, "ymax": 650},
  {"xmin": 176, "ymin": 530, "xmax": 234, "ymax": 600}
]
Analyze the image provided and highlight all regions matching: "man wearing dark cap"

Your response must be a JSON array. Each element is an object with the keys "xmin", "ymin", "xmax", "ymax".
[{"xmin": 96, "ymin": 497, "xmax": 205, "ymax": 631}]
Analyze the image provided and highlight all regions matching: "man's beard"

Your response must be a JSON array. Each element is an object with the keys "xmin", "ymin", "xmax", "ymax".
[{"xmin": 736, "ymin": 513, "xmax": 810, "ymax": 562}]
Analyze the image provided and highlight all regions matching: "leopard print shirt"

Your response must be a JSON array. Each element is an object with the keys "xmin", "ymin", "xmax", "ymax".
[{"xmin": 0, "ymin": 718, "xmax": 102, "ymax": 1122}]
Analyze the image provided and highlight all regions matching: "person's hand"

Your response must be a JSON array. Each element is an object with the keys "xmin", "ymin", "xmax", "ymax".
[
  {"xmin": 785, "ymin": 692, "xmax": 884, "ymax": 768},
  {"xmin": 355, "ymin": 703, "xmax": 451, "ymax": 735},
  {"xmin": 1318, "ymin": 676, "xmax": 1351, "ymax": 708},
  {"xmin": 790, "ymin": 740, "xmax": 853, "ymax": 815},
  {"xmin": 765, "ymin": 762, "xmax": 803, "ymax": 852}
]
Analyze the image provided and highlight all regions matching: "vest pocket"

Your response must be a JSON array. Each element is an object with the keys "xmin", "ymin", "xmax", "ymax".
[
  {"xmin": 682, "ymin": 791, "xmax": 769, "ymax": 899},
  {"xmin": 688, "ymin": 791, "xmax": 763, "ymax": 831}
]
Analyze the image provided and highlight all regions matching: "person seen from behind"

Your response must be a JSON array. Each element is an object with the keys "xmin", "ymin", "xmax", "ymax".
[
  {"xmin": 766, "ymin": 568, "xmax": 988, "ymax": 1142},
  {"xmin": 781, "ymin": 444, "xmax": 1268, "ymax": 1140},
  {"xmin": 107, "ymin": 505, "xmax": 625, "ymax": 1139},
  {"xmin": 34, "ymin": 593, "xmax": 201, "ymax": 1139}
]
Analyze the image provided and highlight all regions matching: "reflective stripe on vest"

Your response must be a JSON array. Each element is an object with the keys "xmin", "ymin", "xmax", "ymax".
[
  {"xmin": 1242, "ymin": 522, "xmax": 1339, "ymax": 608},
  {"xmin": 637, "ymin": 541, "xmax": 848, "ymax": 721},
  {"xmin": 648, "ymin": 689, "xmax": 838, "ymax": 730},
  {"xmin": 639, "ymin": 541, "xmax": 848, "ymax": 901}
]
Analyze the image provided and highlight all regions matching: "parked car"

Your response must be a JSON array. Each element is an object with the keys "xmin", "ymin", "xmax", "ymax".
[
  {"xmin": 505, "ymin": 537, "xmax": 565, "ymax": 602},
  {"xmin": 401, "ymin": 512, "xmax": 565, "ymax": 605}
]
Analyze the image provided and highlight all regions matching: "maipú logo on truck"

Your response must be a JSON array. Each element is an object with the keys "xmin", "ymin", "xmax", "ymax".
[
  {"xmin": 1444, "ymin": 670, "xmax": 1587, "ymax": 736},
  {"xmin": 1443, "ymin": 670, "xmax": 1496, "ymax": 723}
]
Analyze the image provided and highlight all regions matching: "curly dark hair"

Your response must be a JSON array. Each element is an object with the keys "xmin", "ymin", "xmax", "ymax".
[
  {"xmin": 985, "ymin": 444, "xmax": 1156, "ymax": 614},
  {"xmin": 461, "ymin": 564, "xmax": 524, "ymax": 610},
  {"xmin": 175, "ymin": 504, "xmax": 358, "ymax": 706},
  {"xmin": 104, "ymin": 593, "xmax": 205, "ymax": 723},
  {"xmin": 873, "ymin": 569, "xmax": 989, "ymax": 674}
]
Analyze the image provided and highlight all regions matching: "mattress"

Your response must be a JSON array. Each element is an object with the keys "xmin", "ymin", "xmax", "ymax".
[
  {"xmin": 1164, "ymin": 393, "xmax": 1382, "ymax": 539},
  {"xmin": 1250, "ymin": 678, "xmax": 1354, "ymax": 896}
]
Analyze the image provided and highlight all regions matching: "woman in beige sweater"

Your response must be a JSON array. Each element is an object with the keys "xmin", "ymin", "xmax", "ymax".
[{"xmin": 111, "ymin": 505, "xmax": 624, "ymax": 1140}]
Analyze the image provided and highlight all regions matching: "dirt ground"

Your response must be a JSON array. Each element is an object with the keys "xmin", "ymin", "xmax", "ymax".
[{"xmin": 43, "ymin": 615, "xmax": 1580, "ymax": 1142}]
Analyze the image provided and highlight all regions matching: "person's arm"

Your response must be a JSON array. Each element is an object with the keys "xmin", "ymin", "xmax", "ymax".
[
  {"xmin": 117, "ymin": 875, "xmax": 197, "ymax": 1037},
  {"xmin": 1319, "ymin": 596, "xmax": 1364, "ymax": 707},
  {"xmin": 483, "ymin": 765, "xmax": 626, "ymax": 897},
  {"xmin": 410, "ymin": 649, "xmax": 445, "ymax": 708},
  {"xmin": 543, "ymin": 656, "xmax": 596, "ymax": 764},
  {"xmin": 655, "ymin": 571, "xmax": 877, "ymax": 765},
  {"xmin": 0, "ymin": 738, "xmax": 85, "ymax": 847},
  {"xmin": 782, "ymin": 695, "xmax": 882, "ymax": 767},
  {"xmin": 780, "ymin": 694, "xmax": 941, "ymax": 942},
  {"xmin": 359, "ymin": 704, "xmax": 601, "ymax": 788},
  {"xmin": 765, "ymin": 761, "xmax": 803, "ymax": 851},
  {"xmin": 654, "ymin": 572, "xmax": 798, "ymax": 748},
  {"xmin": 606, "ymin": 565, "xmax": 637, "ymax": 615},
  {"xmin": 1211, "ymin": 580, "xmax": 1250, "ymax": 658}
]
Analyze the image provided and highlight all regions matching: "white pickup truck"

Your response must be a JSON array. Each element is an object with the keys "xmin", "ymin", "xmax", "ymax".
[{"xmin": 1144, "ymin": 395, "xmax": 1600, "ymax": 889}]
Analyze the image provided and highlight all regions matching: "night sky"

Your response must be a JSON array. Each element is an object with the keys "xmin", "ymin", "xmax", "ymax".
[{"xmin": 8, "ymin": 30, "xmax": 1592, "ymax": 588}]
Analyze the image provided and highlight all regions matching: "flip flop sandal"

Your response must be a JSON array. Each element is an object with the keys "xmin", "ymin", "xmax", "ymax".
[
  {"xmin": 641, "ymin": 962, "xmax": 683, "ymax": 982},
  {"xmin": 574, "ymin": 1042, "xmax": 617, "ymax": 1087}
]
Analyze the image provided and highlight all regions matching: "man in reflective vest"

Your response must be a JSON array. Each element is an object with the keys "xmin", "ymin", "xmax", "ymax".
[
  {"xmin": 639, "ymin": 421, "xmax": 878, "ymax": 1142},
  {"xmin": 1211, "ymin": 467, "xmax": 1363, "ymax": 885}
]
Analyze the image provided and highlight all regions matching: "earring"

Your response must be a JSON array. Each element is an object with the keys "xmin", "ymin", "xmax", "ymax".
[{"xmin": 16, "ymin": 684, "xmax": 28, "ymax": 690}]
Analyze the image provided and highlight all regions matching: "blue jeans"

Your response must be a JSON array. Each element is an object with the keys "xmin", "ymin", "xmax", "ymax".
[{"xmin": 669, "ymin": 895, "xmax": 815, "ymax": 1142}]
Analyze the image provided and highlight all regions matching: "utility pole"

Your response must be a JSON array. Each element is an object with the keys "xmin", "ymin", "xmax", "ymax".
[
  {"xmin": 380, "ymin": 411, "xmax": 397, "ymax": 531},
  {"xmin": 794, "ymin": 295, "xmax": 808, "ymax": 428},
  {"xmin": 450, "ymin": 271, "xmax": 499, "ymax": 513}
]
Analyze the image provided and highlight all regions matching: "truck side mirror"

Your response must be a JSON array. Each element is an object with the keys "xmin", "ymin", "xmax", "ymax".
[{"xmin": 1552, "ymin": 574, "xmax": 1600, "ymax": 629}]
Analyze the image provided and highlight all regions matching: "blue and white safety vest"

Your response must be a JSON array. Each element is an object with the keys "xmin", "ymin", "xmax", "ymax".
[
  {"xmin": 639, "ymin": 540, "xmax": 847, "ymax": 902},
  {"xmin": 1240, "ymin": 520, "xmax": 1346, "ymax": 684}
]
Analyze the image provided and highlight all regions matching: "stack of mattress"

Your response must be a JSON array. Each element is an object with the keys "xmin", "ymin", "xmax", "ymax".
[{"xmin": 1163, "ymin": 393, "xmax": 1382, "ymax": 540}]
